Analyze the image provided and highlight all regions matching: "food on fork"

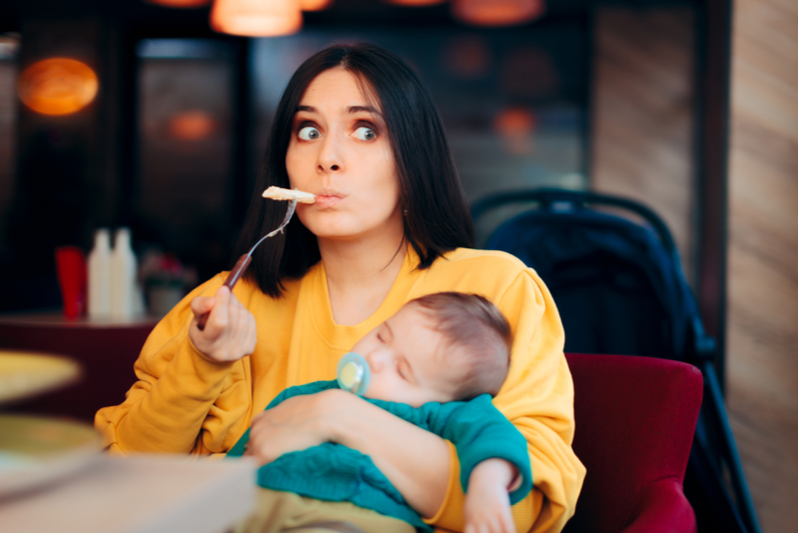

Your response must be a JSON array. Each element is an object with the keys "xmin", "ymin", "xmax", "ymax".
[{"xmin": 262, "ymin": 186, "xmax": 316, "ymax": 204}]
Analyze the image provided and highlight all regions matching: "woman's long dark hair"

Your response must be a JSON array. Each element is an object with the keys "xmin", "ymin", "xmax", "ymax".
[{"xmin": 233, "ymin": 43, "xmax": 475, "ymax": 297}]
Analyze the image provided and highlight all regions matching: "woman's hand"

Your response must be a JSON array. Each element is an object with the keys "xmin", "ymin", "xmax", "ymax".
[
  {"xmin": 464, "ymin": 459, "xmax": 517, "ymax": 533},
  {"xmin": 244, "ymin": 389, "xmax": 346, "ymax": 465},
  {"xmin": 188, "ymin": 286, "xmax": 257, "ymax": 362},
  {"xmin": 244, "ymin": 388, "xmax": 451, "ymax": 518}
]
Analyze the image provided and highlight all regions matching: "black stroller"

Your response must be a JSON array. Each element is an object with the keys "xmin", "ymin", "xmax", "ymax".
[{"xmin": 471, "ymin": 188, "xmax": 761, "ymax": 533}]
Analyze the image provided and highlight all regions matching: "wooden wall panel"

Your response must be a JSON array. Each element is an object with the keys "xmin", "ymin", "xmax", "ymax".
[
  {"xmin": 592, "ymin": 4, "xmax": 797, "ymax": 532},
  {"xmin": 590, "ymin": 7, "xmax": 696, "ymax": 277},
  {"xmin": 727, "ymin": 0, "xmax": 798, "ymax": 531}
]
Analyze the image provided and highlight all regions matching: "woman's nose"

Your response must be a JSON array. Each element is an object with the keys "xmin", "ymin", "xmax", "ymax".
[{"xmin": 317, "ymin": 132, "xmax": 343, "ymax": 173}]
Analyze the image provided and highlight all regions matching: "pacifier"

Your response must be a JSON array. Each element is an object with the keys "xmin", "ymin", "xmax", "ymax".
[{"xmin": 337, "ymin": 352, "xmax": 371, "ymax": 396}]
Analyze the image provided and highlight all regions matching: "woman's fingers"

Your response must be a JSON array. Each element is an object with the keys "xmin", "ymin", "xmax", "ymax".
[
  {"xmin": 207, "ymin": 286, "xmax": 232, "ymax": 331},
  {"xmin": 490, "ymin": 516, "xmax": 506, "ymax": 533},
  {"xmin": 242, "ymin": 301, "xmax": 257, "ymax": 354},
  {"xmin": 245, "ymin": 392, "xmax": 342, "ymax": 466},
  {"xmin": 188, "ymin": 285, "xmax": 256, "ymax": 362},
  {"xmin": 224, "ymin": 296, "xmax": 254, "ymax": 352},
  {"xmin": 190, "ymin": 286, "xmax": 231, "ymax": 335},
  {"xmin": 468, "ymin": 519, "xmax": 506, "ymax": 533},
  {"xmin": 501, "ymin": 509, "xmax": 515, "ymax": 533},
  {"xmin": 190, "ymin": 294, "xmax": 216, "ymax": 317}
]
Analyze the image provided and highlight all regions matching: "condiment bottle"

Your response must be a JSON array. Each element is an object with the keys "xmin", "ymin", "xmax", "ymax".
[
  {"xmin": 87, "ymin": 228, "xmax": 111, "ymax": 318},
  {"xmin": 110, "ymin": 227, "xmax": 138, "ymax": 319}
]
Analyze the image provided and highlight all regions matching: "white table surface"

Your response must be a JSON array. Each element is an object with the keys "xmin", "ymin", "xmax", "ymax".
[{"xmin": 0, "ymin": 454, "xmax": 258, "ymax": 533}]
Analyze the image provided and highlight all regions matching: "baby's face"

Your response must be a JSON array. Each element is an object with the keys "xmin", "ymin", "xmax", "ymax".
[{"xmin": 350, "ymin": 303, "xmax": 463, "ymax": 408}]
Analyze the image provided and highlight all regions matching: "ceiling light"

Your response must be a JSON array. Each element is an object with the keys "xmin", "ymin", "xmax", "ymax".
[
  {"xmin": 144, "ymin": 0, "xmax": 212, "ymax": 8},
  {"xmin": 210, "ymin": 0, "xmax": 303, "ymax": 37},
  {"xmin": 452, "ymin": 0, "xmax": 545, "ymax": 27},
  {"xmin": 18, "ymin": 58, "xmax": 99, "ymax": 116}
]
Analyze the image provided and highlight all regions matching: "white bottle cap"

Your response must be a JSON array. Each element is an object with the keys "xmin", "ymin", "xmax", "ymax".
[
  {"xmin": 94, "ymin": 228, "xmax": 110, "ymax": 249},
  {"xmin": 115, "ymin": 227, "xmax": 131, "ymax": 248}
]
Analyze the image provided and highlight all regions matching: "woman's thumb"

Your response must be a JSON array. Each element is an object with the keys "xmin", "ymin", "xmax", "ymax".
[{"xmin": 191, "ymin": 295, "xmax": 216, "ymax": 316}]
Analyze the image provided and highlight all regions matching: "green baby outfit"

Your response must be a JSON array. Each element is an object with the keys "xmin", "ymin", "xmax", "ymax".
[{"xmin": 227, "ymin": 380, "xmax": 533, "ymax": 532}]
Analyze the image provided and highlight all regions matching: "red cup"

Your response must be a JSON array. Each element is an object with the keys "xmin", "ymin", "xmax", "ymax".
[{"xmin": 55, "ymin": 246, "xmax": 87, "ymax": 320}]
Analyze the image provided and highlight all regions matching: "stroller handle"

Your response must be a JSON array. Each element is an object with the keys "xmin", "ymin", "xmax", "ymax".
[{"xmin": 471, "ymin": 188, "xmax": 679, "ymax": 258}]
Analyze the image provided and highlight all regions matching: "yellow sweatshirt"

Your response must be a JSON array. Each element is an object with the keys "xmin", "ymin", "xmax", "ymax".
[{"xmin": 95, "ymin": 247, "xmax": 585, "ymax": 533}]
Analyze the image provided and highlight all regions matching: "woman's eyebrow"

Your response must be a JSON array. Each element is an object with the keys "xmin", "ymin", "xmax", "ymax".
[
  {"xmin": 295, "ymin": 104, "xmax": 382, "ymax": 118},
  {"xmin": 347, "ymin": 105, "xmax": 382, "ymax": 117}
]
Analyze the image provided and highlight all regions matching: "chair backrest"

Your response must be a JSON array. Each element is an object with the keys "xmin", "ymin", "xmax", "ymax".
[{"xmin": 563, "ymin": 353, "xmax": 702, "ymax": 533}]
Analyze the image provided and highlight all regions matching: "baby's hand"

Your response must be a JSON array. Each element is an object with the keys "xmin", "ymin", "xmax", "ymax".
[{"xmin": 464, "ymin": 459, "xmax": 517, "ymax": 533}]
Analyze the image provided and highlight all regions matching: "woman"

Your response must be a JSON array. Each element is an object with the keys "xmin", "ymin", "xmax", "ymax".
[{"xmin": 96, "ymin": 44, "xmax": 585, "ymax": 533}]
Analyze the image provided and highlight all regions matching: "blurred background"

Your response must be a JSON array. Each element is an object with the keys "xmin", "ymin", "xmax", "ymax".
[{"xmin": 0, "ymin": 0, "xmax": 794, "ymax": 532}]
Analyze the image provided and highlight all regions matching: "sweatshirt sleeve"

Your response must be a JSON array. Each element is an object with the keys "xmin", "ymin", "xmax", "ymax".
[
  {"xmin": 423, "ymin": 443, "xmax": 542, "ymax": 533},
  {"xmin": 493, "ymin": 268, "xmax": 586, "ymax": 533},
  {"xmin": 425, "ymin": 263, "xmax": 585, "ymax": 533},
  {"xmin": 94, "ymin": 274, "xmax": 251, "ymax": 456},
  {"xmin": 436, "ymin": 395, "xmax": 533, "ymax": 505},
  {"xmin": 365, "ymin": 395, "xmax": 532, "ymax": 505}
]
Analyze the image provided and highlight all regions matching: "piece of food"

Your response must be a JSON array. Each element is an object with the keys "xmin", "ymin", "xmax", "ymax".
[{"xmin": 262, "ymin": 186, "xmax": 316, "ymax": 204}]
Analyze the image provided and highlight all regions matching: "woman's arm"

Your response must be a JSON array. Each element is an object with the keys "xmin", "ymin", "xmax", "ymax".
[
  {"xmin": 95, "ymin": 277, "xmax": 255, "ymax": 454},
  {"xmin": 491, "ymin": 268, "xmax": 587, "ymax": 533},
  {"xmin": 411, "ymin": 253, "xmax": 585, "ymax": 532},
  {"xmin": 245, "ymin": 388, "xmax": 451, "ymax": 518}
]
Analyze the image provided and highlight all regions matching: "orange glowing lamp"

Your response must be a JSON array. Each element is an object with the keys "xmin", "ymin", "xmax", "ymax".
[
  {"xmin": 18, "ymin": 58, "xmax": 99, "ymax": 116},
  {"xmin": 452, "ymin": 0, "xmax": 545, "ymax": 27},
  {"xmin": 300, "ymin": 0, "xmax": 332, "ymax": 10},
  {"xmin": 494, "ymin": 107, "xmax": 536, "ymax": 138},
  {"xmin": 168, "ymin": 111, "xmax": 217, "ymax": 141},
  {"xmin": 493, "ymin": 107, "xmax": 537, "ymax": 154},
  {"xmin": 385, "ymin": 0, "xmax": 446, "ymax": 6},
  {"xmin": 210, "ymin": 0, "xmax": 303, "ymax": 37},
  {"xmin": 144, "ymin": 0, "xmax": 212, "ymax": 7}
]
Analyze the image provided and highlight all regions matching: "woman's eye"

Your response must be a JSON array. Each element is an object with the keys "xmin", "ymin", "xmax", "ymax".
[
  {"xmin": 353, "ymin": 126, "xmax": 376, "ymax": 141},
  {"xmin": 298, "ymin": 126, "xmax": 321, "ymax": 141}
]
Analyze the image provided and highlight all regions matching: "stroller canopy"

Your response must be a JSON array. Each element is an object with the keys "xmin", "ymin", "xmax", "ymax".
[{"xmin": 486, "ymin": 206, "xmax": 693, "ymax": 361}]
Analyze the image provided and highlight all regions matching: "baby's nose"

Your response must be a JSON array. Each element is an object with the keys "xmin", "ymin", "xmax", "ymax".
[{"xmin": 365, "ymin": 349, "xmax": 390, "ymax": 372}]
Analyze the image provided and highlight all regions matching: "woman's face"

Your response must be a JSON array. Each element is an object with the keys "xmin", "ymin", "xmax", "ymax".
[{"xmin": 285, "ymin": 68, "xmax": 403, "ymax": 242}]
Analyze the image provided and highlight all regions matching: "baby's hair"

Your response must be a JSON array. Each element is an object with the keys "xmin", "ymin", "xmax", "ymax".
[{"xmin": 407, "ymin": 292, "xmax": 512, "ymax": 400}]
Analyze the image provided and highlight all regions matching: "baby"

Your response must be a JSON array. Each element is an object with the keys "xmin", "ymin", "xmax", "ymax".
[{"xmin": 229, "ymin": 292, "xmax": 531, "ymax": 533}]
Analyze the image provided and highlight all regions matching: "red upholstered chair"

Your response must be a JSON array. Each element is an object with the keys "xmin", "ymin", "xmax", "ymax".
[{"xmin": 563, "ymin": 353, "xmax": 703, "ymax": 533}]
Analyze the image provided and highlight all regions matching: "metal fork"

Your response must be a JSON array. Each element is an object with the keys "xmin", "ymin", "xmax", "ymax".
[{"xmin": 196, "ymin": 198, "xmax": 298, "ymax": 331}]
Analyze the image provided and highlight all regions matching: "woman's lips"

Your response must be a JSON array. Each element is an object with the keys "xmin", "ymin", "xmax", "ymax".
[{"xmin": 313, "ymin": 195, "xmax": 343, "ymax": 209}]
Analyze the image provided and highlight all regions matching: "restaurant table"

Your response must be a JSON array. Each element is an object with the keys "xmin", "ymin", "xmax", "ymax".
[
  {"xmin": 0, "ymin": 312, "xmax": 158, "ymax": 421},
  {"xmin": 0, "ymin": 350, "xmax": 81, "ymax": 403},
  {"xmin": 0, "ymin": 454, "xmax": 257, "ymax": 533}
]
